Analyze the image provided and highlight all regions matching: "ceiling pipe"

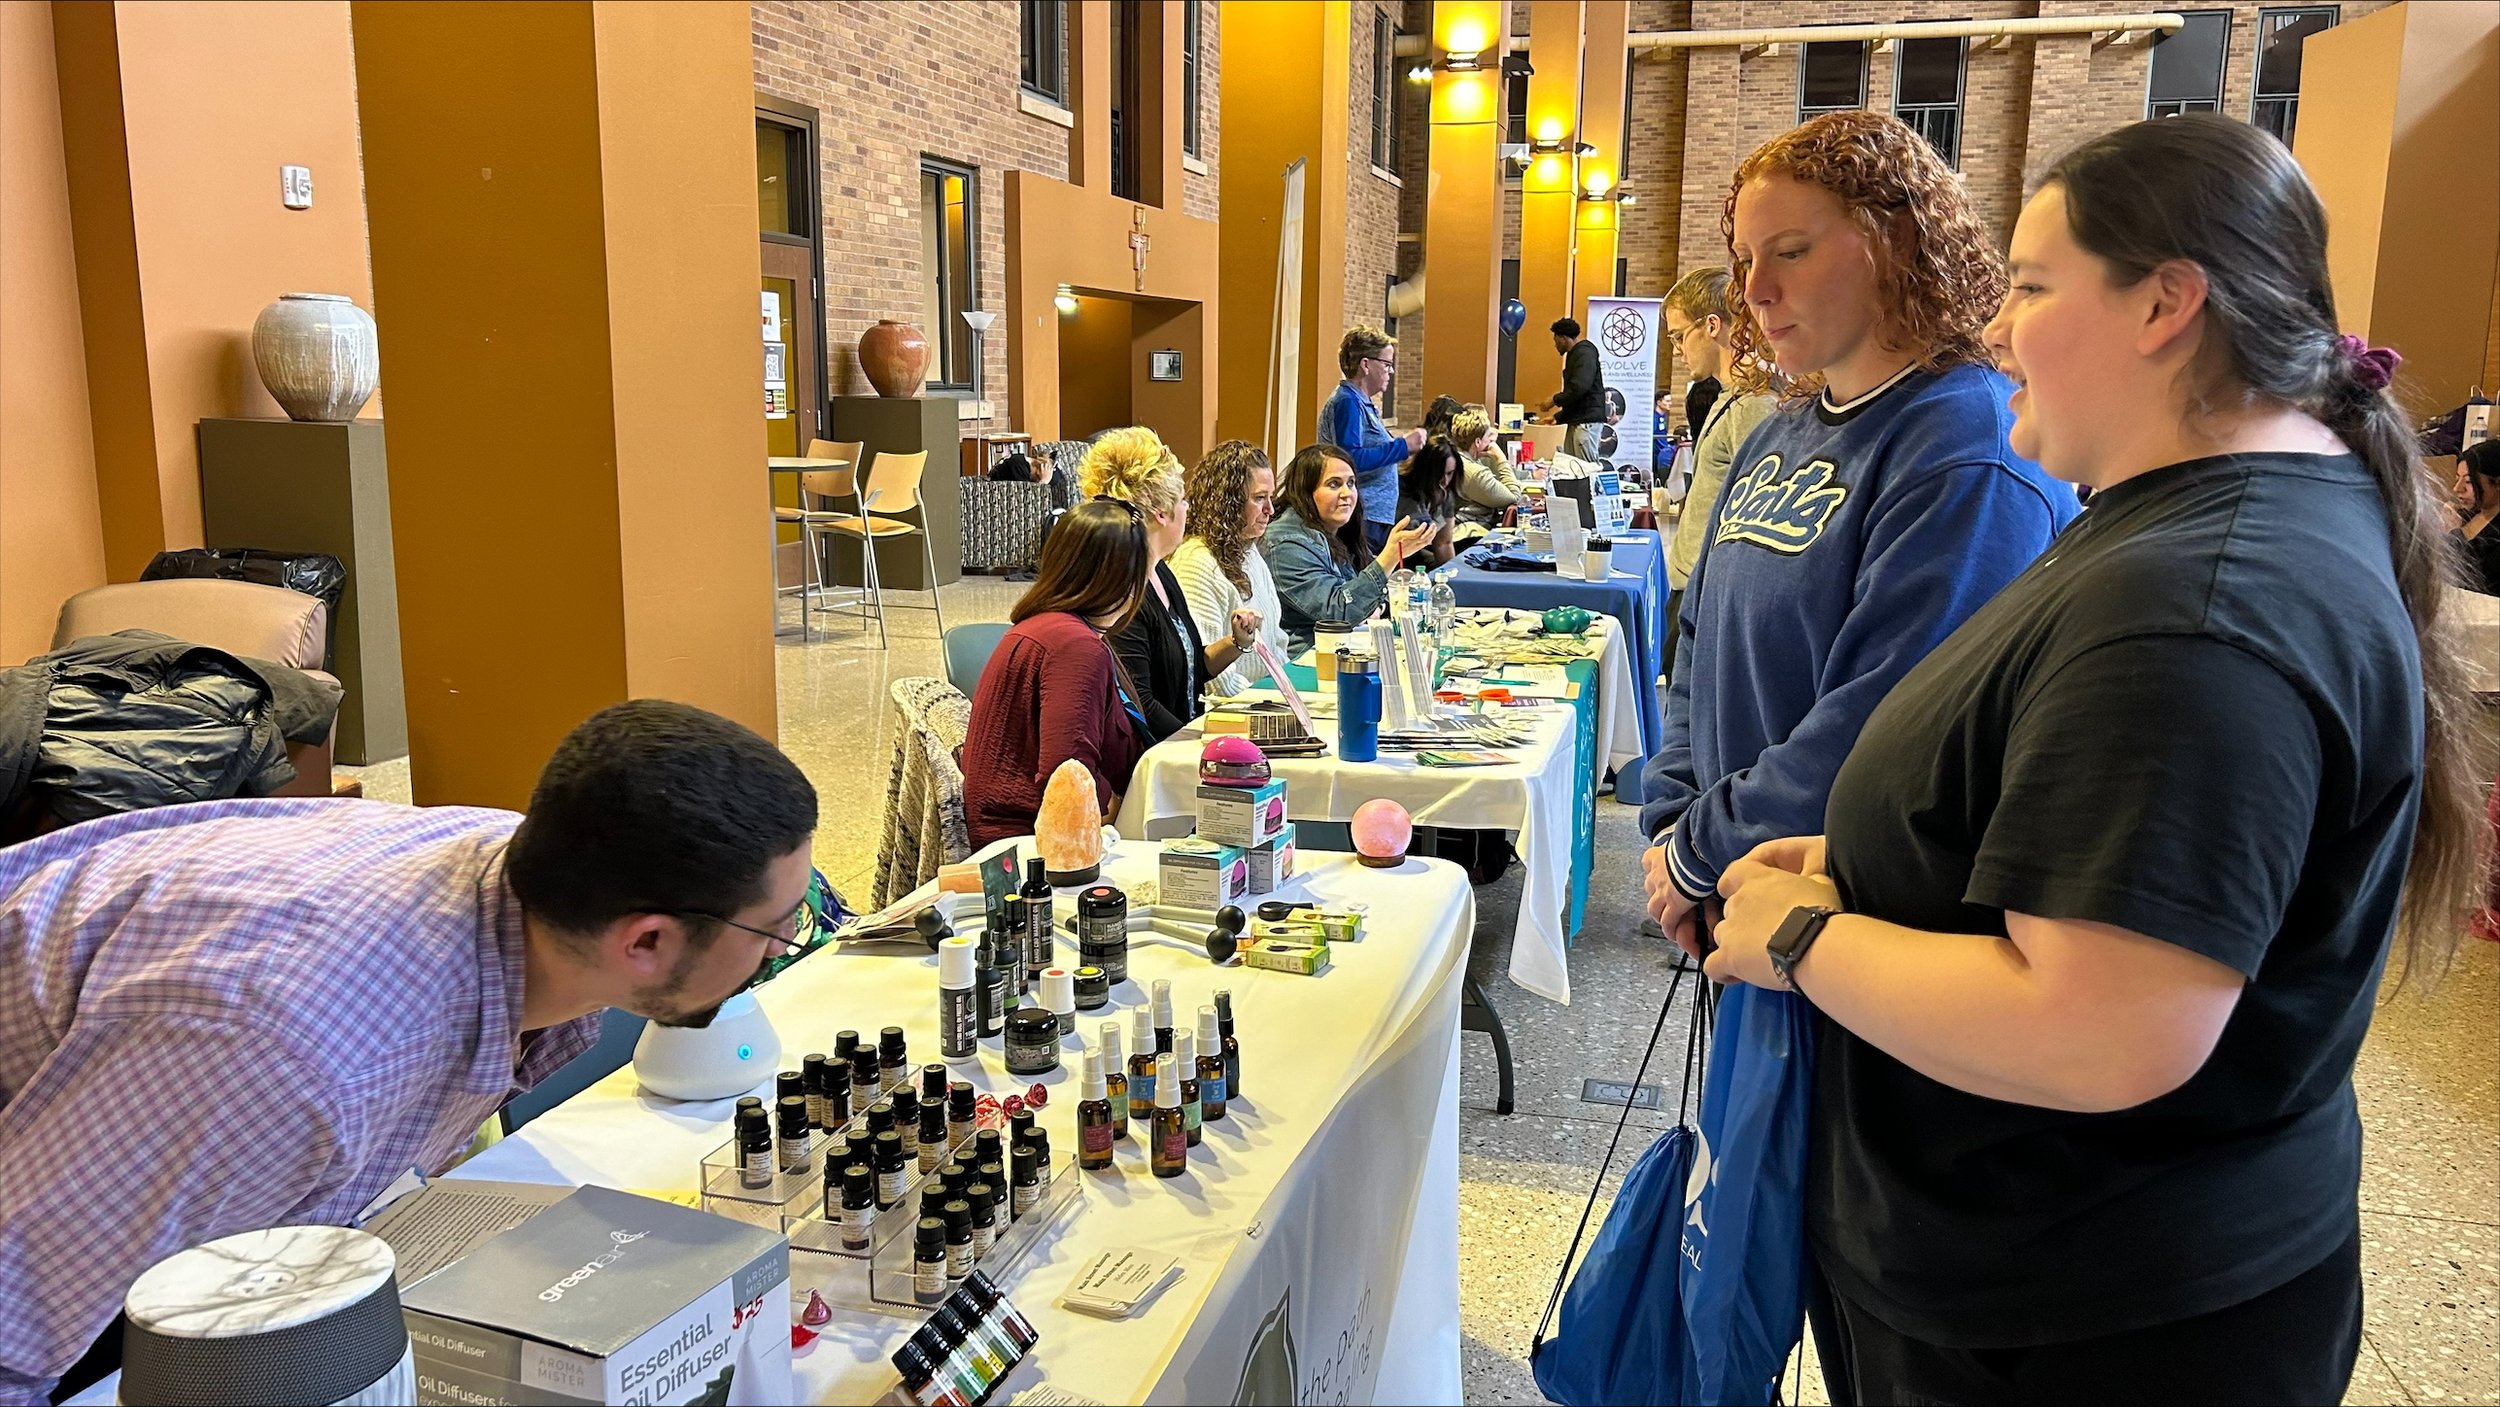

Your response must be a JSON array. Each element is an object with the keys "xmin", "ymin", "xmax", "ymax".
[{"xmin": 1393, "ymin": 13, "xmax": 2186, "ymax": 59}]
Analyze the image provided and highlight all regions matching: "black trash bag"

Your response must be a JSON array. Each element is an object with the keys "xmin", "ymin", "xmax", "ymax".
[{"xmin": 141, "ymin": 547, "xmax": 347, "ymax": 667}]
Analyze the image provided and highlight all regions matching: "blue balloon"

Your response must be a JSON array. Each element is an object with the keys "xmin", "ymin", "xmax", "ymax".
[{"xmin": 1500, "ymin": 299, "xmax": 1528, "ymax": 337}]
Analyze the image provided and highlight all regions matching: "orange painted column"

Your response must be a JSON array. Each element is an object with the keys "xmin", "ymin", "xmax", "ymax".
[
  {"xmin": 352, "ymin": 0, "xmax": 775, "ymax": 808},
  {"xmin": 1516, "ymin": 1, "xmax": 1585, "ymax": 405},
  {"xmin": 1421, "ymin": 0, "xmax": 1513, "ymax": 408},
  {"xmin": 1572, "ymin": 1, "xmax": 1632, "ymax": 325},
  {"xmin": 1213, "ymin": 0, "xmax": 1351, "ymax": 453}
]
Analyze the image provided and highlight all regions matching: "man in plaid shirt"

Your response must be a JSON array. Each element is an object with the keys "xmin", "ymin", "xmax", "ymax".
[{"xmin": 0, "ymin": 700, "xmax": 818, "ymax": 1404}]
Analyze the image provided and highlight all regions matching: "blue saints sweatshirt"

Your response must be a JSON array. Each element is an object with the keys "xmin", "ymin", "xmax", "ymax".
[{"xmin": 1638, "ymin": 362, "xmax": 2078, "ymax": 899}]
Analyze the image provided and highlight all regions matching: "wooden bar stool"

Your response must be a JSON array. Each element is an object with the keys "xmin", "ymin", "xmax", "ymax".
[{"xmin": 821, "ymin": 450, "xmax": 945, "ymax": 646}]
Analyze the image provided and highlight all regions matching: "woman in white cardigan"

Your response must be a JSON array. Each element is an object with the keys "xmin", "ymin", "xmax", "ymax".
[{"xmin": 1170, "ymin": 439, "xmax": 1292, "ymax": 698}]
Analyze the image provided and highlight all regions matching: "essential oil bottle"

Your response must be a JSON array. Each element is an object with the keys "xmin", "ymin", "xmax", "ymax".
[
  {"xmin": 1099, "ymin": 1024, "xmax": 1129, "ymax": 1134},
  {"xmin": 775, "ymin": 1095, "xmax": 811, "ymax": 1172},
  {"xmin": 822, "ymin": 1060, "xmax": 854, "ymax": 1127},
  {"xmin": 918, "ymin": 1099, "xmax": 948, "ymax": 1174},
  {"xmin": 1150, "ymin": 1054, "xmax": 1187, "ymax": 1178},
  {"xmin": 736, "ymin": 1104, "xmax": 772, "ymax": 1189},
  {"xmin": 1127, "ymin": 1008, "xmax": 1158, "ymax": 1121},
  {"xmin": 1197, "ymin": 1006, "xmax": 1229, "ymax": 1121},
  {"xmin": 1174, "ymin": 1030, "xmax": 1202, "ymax": 1146},
  {"xmin": 948, "ymin": 1081, "xmax": 977, "ymax": 1151},
  {"xmin": 1151, "ymin": 979, "xmax": 1175, "ymax": 1054},
  {"xmin": 913, "ymin": 1218, "xmax": 948, "ymax": 1305},
  {"xmin": 834, "ymin": 1164, "xmax": 876, "ymax": 1250},
  {"xmin": 1019, "ymin": 858, "xmax": 1056, "ymax": 980},
  {"xmin": 878, "ymin": 1026, "xmax": 908, "ymax": 1091},
  {"xmin": 874, "ymin": 1130, "xmax": 907, "ymax": 1208},
  {"xmin": 802, "ymin": 1053, "xmax": 831, "ymax": 1128},
  {"xmin": 891, "ymin": 1087, "xmax": 921, "ymax": 1162},
  {"xmin": 1077, "ymin": 1051, "xmax": 1115, "ymax": 1171}
]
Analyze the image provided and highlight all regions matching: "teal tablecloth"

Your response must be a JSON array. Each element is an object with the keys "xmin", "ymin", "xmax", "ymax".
[{"xmin": 1275, "ymin": 654, "xmax": 1600, "ymax": 939}]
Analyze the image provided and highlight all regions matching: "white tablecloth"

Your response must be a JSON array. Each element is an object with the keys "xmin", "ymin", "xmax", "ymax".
[
  {"xmin": 1115, "ymin": 617, "xmax": 1635, "ymax": 1005},
  {"xmin": 451, "ymin": 840, "xmax": 1471, "ymax": 1405}
]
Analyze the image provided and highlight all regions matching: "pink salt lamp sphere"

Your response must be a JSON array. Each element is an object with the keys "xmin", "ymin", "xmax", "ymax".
[
  {"xmin": 1035, "ymin": 759, "xmax": 1105, "ymax": 884},
  {"xmin": 1351, "ymin": 798, "xmax": 1413, "ymax": 868}
]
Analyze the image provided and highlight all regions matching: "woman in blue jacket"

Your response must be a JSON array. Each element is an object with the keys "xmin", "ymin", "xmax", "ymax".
[
  {"xmin": 1259, "ymin": 445, "xmax": 1435, "ymax": 653},
  {"xmin": 1315, "ymin": 327, "xmax": 1425, "ymax": 554}
]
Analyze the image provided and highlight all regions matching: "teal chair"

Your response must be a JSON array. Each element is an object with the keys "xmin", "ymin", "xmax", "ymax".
[{"xmin": 943, "ymin": 622, "xmax": 1010, "ymax": 697}]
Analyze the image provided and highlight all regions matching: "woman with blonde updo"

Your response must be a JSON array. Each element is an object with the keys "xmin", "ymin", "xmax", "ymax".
[{"xmin": 1080, "ymin": 427, "xmax": 1259, "ymax": 738}]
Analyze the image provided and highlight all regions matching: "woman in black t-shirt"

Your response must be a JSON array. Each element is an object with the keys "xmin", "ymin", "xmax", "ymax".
[{"xmin": 1702, "ymin": 117, "xmax": 2491, "ymax": 1404}]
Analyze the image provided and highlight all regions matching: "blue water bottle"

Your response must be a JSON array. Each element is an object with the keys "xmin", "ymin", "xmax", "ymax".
[{"xmin": 1337, "ymin": 651, "xmax": 1381, "ymax": 763}]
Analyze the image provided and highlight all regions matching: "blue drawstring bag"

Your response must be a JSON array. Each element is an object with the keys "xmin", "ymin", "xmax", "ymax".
[
  {"xmin": 1681, "ymin": 983, "xmax": 1818, "ymax": 1405},
  {"xmin": 1531, "ymin": 966, "xmax": 1711, "ymax": 1406}
]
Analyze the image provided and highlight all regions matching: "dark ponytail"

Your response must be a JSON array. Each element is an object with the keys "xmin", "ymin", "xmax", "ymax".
[{"xmin": 2048, "ymin": 115, "xmax": 2491, "ymax": 985}]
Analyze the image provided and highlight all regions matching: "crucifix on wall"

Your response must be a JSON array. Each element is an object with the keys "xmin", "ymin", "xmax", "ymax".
[{"xmin": 1129, "ymin": 206, "xmax": 1151, "ymax": 292}]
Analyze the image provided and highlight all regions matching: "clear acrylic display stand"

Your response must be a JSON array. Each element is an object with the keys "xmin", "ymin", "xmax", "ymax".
[{"xmin": 786, "ymin": 1163, "xmax": 1082, "ymax": 1316}]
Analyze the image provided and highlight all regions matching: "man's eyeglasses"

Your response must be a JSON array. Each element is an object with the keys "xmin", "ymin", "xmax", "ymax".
[
  {"xmin": 677, "ymin": 909, "xmax": 807, "ymax": 958},
  {"xmin": 1363, "ymin": 355, "xmax": 1397, "ymax": 370}
]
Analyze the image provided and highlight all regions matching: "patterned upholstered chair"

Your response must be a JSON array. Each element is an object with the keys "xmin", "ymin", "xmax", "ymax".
[
  {"xmin": 956, "ymin": 440, "xmax": 1084, "ymax": 575},
  {"xmin": 872, "ymin": 676, "xmax": 975, "ymax": 908}
]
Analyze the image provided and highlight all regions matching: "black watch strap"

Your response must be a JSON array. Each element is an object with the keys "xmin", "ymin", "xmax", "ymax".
[{"xmin": 1767, "ymin": 905, "xmax": 1838, "ymax": 987}]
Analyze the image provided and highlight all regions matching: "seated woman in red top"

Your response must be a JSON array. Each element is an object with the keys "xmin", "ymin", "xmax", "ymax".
[{"xmin": 962, "ymin": 499, "xmax": 1154, "ymax": 849}]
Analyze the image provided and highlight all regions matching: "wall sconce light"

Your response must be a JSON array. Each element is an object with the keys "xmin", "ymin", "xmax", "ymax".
[
  {"xmin": 1054, "ymin": 285, "xmax": 1079, "ymax": 315},
  {"xmin": 1530, "ymin": 117, "xmax": 1566, "ymax": 152},
  {"xmin": 1617, "ymin": 194, "xmax": 1638, "ymax": 207},
  {"xmin": 1531, "ymin": 153, "xmax": 1567, "ymax": 187},
  {"xmin": 1441, "ymin": 49, "xmax": 1483, "ymax": 71},
  {"xmin": 1579, "ymin": 169, "xmax": 1614, "ymax": 199},
  {"xmin": 1574, "ymin": 141, "xmax": 1598, "ymax": 157},
  {"xmin": 1406, "ymin": 63, "xmax": 1433, "ymax": 83}
]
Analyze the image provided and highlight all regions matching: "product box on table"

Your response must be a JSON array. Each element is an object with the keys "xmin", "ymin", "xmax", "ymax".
[
  {"xmin": 1245, "ymin": 823, "xmax": 1296, "ymax": 894},
  {"xmin": 399, "ymin": 1185, "xmax": 791, "ymax": 1406},
  {"xmin": 1160, "ymin": 837, "xmax": 1249, "ymax": 910},
  {"xmin": 1195, "ymin": 778, "xmax": 1287, "ymax": 849}
]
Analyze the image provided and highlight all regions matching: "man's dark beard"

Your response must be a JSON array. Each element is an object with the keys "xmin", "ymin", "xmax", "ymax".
[{"xmin": 652, "ymin": 999, "xmax": 724, "ymax": 1030}]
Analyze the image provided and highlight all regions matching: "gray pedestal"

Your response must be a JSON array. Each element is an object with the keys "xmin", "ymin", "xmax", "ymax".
[
  {"xmin": 825, "ymin": 396, "xmax": 962, "ymax": 592},
  {"xmin": 197, "ymin": 418, "xmax": 409, "ymax": 764}
]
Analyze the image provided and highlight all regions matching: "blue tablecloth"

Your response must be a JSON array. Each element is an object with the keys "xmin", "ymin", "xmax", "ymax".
[{"xmin": 1448, "ymin": 527, "xmax": 1669, "ymax": 803}]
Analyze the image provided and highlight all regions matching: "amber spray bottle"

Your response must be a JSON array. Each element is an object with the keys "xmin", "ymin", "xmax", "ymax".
[
  {"xmin": 1174, "ymin": 1029, "xmax": 1202, "ymax": 1147},
  {"xmin": 1150, "ymin": 1054, "xmax": 1187, "ymax": 1178},
  {"xmin": 1126, "ymin": 1008, "xmax": 1157, "ymax": 1122},
  {"xmin": 1196, "ymin": 1006, "xmax": 1228, "ymax": 1122},
  {"xmin": 1099, "ymin": 1022, "xmax": 1129, "ymax": 1136},
  {"xmin": 1077, "ymin": 1051, "xmax": 1115, "ymax": 1171}
]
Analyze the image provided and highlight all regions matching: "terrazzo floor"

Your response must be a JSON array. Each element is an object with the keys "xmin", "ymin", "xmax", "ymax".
[{"xmin": 346, "ymin": 575, "xmax": 2500, "ymax": 1405}]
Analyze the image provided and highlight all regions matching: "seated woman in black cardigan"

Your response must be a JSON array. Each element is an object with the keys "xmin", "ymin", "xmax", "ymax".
[{"xmin": 1079, "ymin": 427, "xmax": 1265, "ymax": 741}]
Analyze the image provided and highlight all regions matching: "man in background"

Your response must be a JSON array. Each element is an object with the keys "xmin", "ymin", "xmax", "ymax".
[{"xmin": 1539, "ymin": 317, "xmax": 1610, "ymax": 461}]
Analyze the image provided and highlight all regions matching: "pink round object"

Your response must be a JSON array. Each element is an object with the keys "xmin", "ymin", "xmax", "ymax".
[
  {"xmin": 1351, "ymin": 798, "xmax": 1413, "ymax": 865},
  {"xmin": 1199, "ymin": 735, "xmax": 1272, "ymax": 787},
  {"xmin": 1026, "ymin": 1081, "xmax": 1050, "ymax": 1108}
]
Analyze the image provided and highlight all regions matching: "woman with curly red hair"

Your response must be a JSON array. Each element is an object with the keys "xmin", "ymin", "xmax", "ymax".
[{"xmin": 1639, "ymin": 110, "xmax": 2075, "ymax": 945}]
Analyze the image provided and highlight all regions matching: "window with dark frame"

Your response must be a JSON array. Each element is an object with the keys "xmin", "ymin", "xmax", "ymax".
[
  {"xmin": 1893, "ymin": 36, "xmax": 1966, "ymax": 168},
  {"xmin": 1183, "ymin": 1, "xmax": 1202, "ymax": 158},
  {"xmin": 1020, "ymin": 0, "xmax": 1066, "ymax": 106},
  {"xmin": 1798, "ymin": 39, "xmax": 1870, "ymax": 124},
  {"xmin": 2251, "ymin": 6, "xmax": 2338, "ymax": 146},
  {"xmin": 2146, "ymin": 9, "xmax": 2230, "ymax": 118},
  {"xmin": 1370, "ymin": 9, "xmax": 1396, "ymax": 170},
  {"xmin": 1504, "ymin": 59, "xmax": 1530, "ymax": 146},
  {"xmin": 919, "ymin": 159, "xmax": 980, "ymax": 393}
]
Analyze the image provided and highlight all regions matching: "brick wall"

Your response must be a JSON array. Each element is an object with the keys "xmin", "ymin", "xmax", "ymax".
[
  {"xmin": 1349, "ymin": 0, "xmax": 1407, "ymax": 382},
  {"xmin": 751, "ymin": 0, "xmax": 1222, "ymax": 416},
  {"xmin": 1183, "ymin": 1, "xmax": 1220, "ymax": 222}
]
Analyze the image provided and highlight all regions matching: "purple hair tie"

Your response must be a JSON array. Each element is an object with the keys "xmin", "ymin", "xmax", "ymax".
[{"xmin": 2336, "ymin": 333, "xmax": 2402, "ymax": 392}]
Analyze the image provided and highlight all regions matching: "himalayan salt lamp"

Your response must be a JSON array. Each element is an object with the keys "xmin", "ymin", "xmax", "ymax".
[
  {"xmin": 1351, "ymin": 798, "xmax": 1413, "ymax": 868},
  {"xmin": 1036, "ymin": 759, "xmax": 1105, "ymax": 884}
]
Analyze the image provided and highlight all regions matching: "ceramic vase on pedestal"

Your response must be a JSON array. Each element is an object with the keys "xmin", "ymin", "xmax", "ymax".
[
  {"xmin": 252, "ymin": 293, "xmax": 379, "ymax": 422},
  {"xmin": 858, "ymin": 319, "xmax": 930, "ymax": 398}
]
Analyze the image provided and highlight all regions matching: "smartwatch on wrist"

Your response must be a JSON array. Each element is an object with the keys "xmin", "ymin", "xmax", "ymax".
[{"xmin": 1766, "ymin": 905, "xmax": 1838, "ymax": 989}]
